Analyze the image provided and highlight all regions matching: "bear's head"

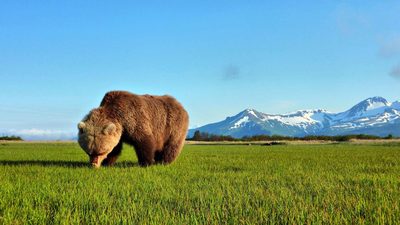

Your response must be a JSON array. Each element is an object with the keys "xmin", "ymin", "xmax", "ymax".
[{"xmin": 77, "ymin": 108, "xmax": 122, "ymax": 168}]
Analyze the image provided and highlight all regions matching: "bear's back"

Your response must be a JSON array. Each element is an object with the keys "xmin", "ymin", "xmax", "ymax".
[
  {"xmin": 100, "ymin": 91, "xmax": 188, "ymax": 130},
  {"xmin": 100, "ymin": 91, "xmax": 184, "ymax": 111},
  {"xmin": 100, "ymin": 91, "xmax": 135, "ymax": 107}
]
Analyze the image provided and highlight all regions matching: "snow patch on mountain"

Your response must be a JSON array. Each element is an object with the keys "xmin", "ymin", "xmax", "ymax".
[
  {"xmin": 261, "ymin": 109, "xmax": 328, "ymax": 129},
  {"xmin": 230, "ymin": 116, "xmax": 250, "ymax": 129}
]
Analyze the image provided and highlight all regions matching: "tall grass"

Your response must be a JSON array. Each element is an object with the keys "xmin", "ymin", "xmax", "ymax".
[{"xmin": 0, "ymin": 142, "xmax": 399, "ymax": 224}]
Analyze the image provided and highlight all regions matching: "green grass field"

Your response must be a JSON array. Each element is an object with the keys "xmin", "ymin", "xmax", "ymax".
[{"xmin": 0, "ymin": 142, "xmax": 399, "ymax": 224}]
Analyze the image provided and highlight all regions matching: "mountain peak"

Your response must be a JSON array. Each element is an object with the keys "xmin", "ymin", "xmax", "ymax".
[
  {"xmin": 239, "ymin": 108, "xmax": 262, "ymax": 118},
  {"xmin": 365, "ymin": 96, "xmax": 388, "ymax": 104},
  {"xmin": 243, "ymin": 108, "xmax": 257, "ymax": 112},
  {"xmin": 239, "ymin": 108, "xmax": 258, "ymax": 114},
  {"xmin": 347, "ymin": 96, "xmax": 389, "ymax": 116}
]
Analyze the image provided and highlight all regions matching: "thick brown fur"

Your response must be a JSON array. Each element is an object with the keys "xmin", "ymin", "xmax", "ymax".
[{"xmin": 78, "ymin": 91, "xmax": 189, "ymax": 167}]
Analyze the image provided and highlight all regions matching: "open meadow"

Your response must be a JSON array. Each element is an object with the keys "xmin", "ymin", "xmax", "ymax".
[{"xmin": 0, "ymin": 142, "xmax": 399, "ymax": 224}]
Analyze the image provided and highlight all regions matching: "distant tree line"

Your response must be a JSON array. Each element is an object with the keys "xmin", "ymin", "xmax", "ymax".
[
  {"xmin": 189, "ymin": 130, "xmax": 236, "ymax": 142},
  {"xmin": 0, "ymin": 135, "xmax": 23, "ymax": 141},
  {"xmin": 188, "ymin": 131, "xmax": 395, "ymax": 142}
]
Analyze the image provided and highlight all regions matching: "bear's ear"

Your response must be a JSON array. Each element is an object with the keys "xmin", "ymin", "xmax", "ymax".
[
  {"xmin": 78, "ymin": 122, "xmax": 86, "ymax": 130},
  {"xmin": 103, "ymin": 123, "xmax": 116, "ymax": 135}
]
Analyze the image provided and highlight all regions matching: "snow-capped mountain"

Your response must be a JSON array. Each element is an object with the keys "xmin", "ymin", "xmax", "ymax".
[{"xmin": 188, "ymin": 97, "xmax": 400, "ymax": 138}]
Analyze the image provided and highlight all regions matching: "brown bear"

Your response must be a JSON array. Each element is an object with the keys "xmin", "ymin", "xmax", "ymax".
[{"xmin": 77, "ymin": 91, "xmax": 189, "ymax": 168}]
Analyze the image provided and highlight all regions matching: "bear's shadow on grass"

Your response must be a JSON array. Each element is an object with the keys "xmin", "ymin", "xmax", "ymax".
[{"xmin": 0, "ymin": 160, "xmax": 139, "ymax": 168}]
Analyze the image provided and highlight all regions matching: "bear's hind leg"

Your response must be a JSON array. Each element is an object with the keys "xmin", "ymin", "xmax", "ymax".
[
  {"xmin": 134, "ymin": 138, "xmax": 156, "ymax": 166},
  {"xmin": 162, "ymin": 137, "xmax": 185, "ymax": 164},
  {"xmin": 136, "ymin": 148, "xmax": 155, "ymax": 166},
  {"xmin": 154, "ymin": 151, "xmax": 164, "ymax": 164},
  {"xmin": 102, "ymin": 141, "xmax": 123, "ymax": 166}
]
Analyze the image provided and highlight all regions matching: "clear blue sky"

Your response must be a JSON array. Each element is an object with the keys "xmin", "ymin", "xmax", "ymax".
[{"xmin": 1, "ymin": 1, "xmax": 400, "ymax": 139}]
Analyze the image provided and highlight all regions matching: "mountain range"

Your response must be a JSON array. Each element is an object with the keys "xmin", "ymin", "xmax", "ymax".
[{"xmin": 188, "ymin": 97, "xmax": 400, "ymax": 138}]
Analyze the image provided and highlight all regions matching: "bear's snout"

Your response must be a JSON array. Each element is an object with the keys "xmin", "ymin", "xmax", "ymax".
[
  {"xmin": 90, "ymin": 155, "xmax": 98, "ymax": 164},
  {"xmin": 90, "ymin": 154, "xmax": 107, "ymax": 168},
  {"xmin": 90, "ymin": 156, "xmax": 99, "ymax": 168}
]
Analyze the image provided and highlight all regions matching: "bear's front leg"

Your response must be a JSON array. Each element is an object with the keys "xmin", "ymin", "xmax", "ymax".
[
  {"xmin": 102, "ymin": 141, "xmax": 123, "ymax": 167},
  {"xmin": 102, "ymin": 155, "xmax": 119, "ymax": 166}
]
